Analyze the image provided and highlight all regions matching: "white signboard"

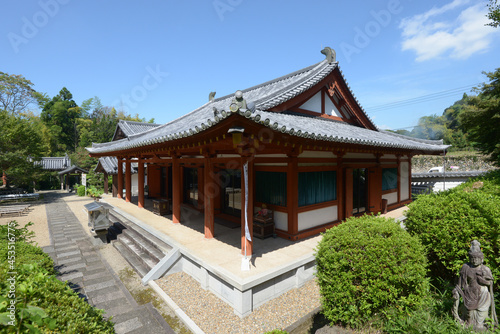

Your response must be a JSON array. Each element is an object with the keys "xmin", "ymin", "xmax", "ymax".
[{"xmin": 82, "ymin": 174, "xmax": 87, "ymax": 187}]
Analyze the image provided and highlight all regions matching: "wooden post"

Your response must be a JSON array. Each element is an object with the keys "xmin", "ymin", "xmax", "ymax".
[
  {"xmin": 241, "ymin": 157, "xmax": 253, "ymax": 256},
  {"xmin": 337, "ymin": 153, "xmax": 344, "ymax": 221},
  {"xmin": 172, "ymin": 156, "xmax": 181, "ymax": 224},
  {"xmin": 125, "ymin": 159, "xmax": 132, "ymax": 202},
  {"xmin": 112, "ymin": 175, "xmax": 118, "ymax": 197},
  {"xmin": 204, "ymin": 156, "xmax": 215, "ymax": 239},
  {"xmin": 345, "ymin": 168, "xmax": 353, "ymax": 219},
  {"xmin": 138, "ymin": 159, "xmax": 145, "ymax": 208},
  {"xmin": 117, "ymin": 157, "xmax": 123, "ymax": 199},
  {"xmin": 287, "ymin": 155, "xmax": 299, "ymax": 235}
]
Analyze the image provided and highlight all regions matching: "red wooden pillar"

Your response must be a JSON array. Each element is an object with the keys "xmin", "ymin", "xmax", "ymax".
[
  {"xmin": 345, "ymin": 168, "xmax": 353, "ymax": 219},
  {"xmin": 204, "ymin": 156, "xmax": 215, "ymax": 239},
  {"xmin": 241, "ymin": 157, "xmax": 254, "ymax": 256},
  {"xmin": 397, "ymin": 155, "xmax": 401, "ymax": 204},
  {"xmin": 117, "ymin": 157, "xmax": 123, "ymax": 199},
  {"xmin": 2, "ymin": 171, "xmax": 7, "ymax": 187},
  {"xmin": 287, "ymin": 155, "xmax": 299, "ymax": 236},
  {"xmin": 172, "ymin": 156, "xmax": 181, "ymax": 224},
  {"xmin": 337, "ymin": 153, "xmax": 344, "ymax": 221},
  {"xmin": 138, "ymin": 159, "xmax": 145, "ymax": 208},
  {"xmin": 112, "ymin": 175, "xmax": 118, "ymax": 197},
  {"xmin": 125, "ymin": 159, "xmax": 132, "ymax": 202}
]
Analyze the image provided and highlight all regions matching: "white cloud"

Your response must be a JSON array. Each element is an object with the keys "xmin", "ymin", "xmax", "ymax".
[{"xmin": 399, "ymin": 0, "xmax": 498, "ymax": 61}]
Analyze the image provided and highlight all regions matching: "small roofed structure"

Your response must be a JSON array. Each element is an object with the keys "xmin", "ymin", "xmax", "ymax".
[
  {"xmin": 58, "ymin": 165, "xmax": 88, "ymax": 191},
  {"xmin": 38, "ymin": 154, "xmax": 72, "ymax": 171},
  {"xmin": 96, "ymin": 120, "xmax": 161, "ymax": 196},
  {"xmin": 95, "ymin": 156, "xmax": 141, "ymax": 196}
]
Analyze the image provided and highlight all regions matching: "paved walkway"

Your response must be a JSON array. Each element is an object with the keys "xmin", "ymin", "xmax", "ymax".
[{"xmin": 42, "ymin": 193, "xmax": 174, "ymax": 334}]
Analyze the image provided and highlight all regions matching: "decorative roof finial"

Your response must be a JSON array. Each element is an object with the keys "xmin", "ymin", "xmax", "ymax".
[
  {"xmin": 209, "ymin": 91, "xmax": 216, "ymax": 102},
  {"xmin": 229, "ymin": 90, "xmax": 247, "ymax": 113},
  {"xmin": 321, "ymin": 47, "xmax": 336, "ymax": 64}
]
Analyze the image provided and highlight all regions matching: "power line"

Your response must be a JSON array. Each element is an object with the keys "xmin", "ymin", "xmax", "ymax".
[{"xmin": 365, "ymin": 83, "xmax": 480, "ymax": 113}]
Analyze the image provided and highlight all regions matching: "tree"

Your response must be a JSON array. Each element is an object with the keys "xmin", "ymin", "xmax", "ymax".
[
  {"xmin": 487, "ymin": 0, "xmax": 500, "ymax": 27},
  {"xmin": 0, "ymin": 72, "xmax": 48, "ymax": 113},
  {"xmin": 410, "ymin": 114, "xmax": 447, "ymax": 140},
  {"xmin": 460, "ymin": 68, "xmax": 500, "ymax": 166},
  {"xmin": 41, "ymin": 87, "xmax": 82, "ymax": 153},
  {"xmin": 0, "ymin": 110, "xmax": 43, "ymax": 189}
]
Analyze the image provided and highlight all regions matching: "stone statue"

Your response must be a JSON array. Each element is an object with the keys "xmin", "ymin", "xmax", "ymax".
[
  {"xmin": 229, "ymin": 90, "xmax": 247, "ymax": 112},
  {"xmin": 452, "ymin": 240, "xmax": 498, "ymax": 331}
]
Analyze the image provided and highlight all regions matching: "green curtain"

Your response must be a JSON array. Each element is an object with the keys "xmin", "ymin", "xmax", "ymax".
[
  {"xmin": 298, "ymin": 171, "xmax": 336, "ymax": 207},
  {"xmin": 255, "ymin": 171, "xmax": 287, "ymax": 207},
  {"xmin": 382, "ymin": 168, "xmax": 398, "ymax": 191}
]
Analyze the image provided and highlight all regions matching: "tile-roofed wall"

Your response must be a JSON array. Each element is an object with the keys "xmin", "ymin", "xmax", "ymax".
[{"xmin": 38, "ymin": 156, "xmax": 72, "ymax": 171}]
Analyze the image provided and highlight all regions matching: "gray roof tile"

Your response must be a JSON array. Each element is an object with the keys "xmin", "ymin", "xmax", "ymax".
[
  {"xmin": 36, "ymin": 156, "xmax": 72, "ymax": 170},
  {"xmin": 87, "ymin": 59, "xmax": 449, "ymax": 155}
]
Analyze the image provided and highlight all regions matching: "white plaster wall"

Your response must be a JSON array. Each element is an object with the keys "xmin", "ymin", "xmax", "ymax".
[
  {"xmin": 299, "ymin": 91, "xmax": 322, "ymax": 113},
  {"xmin": 400, "ymin": 162, "xmax": 409, "ymax": 201},
  {"xmin": 343, "ymin": 152, "xmax": 374, "ymax": 159},
  {"xmin": 274, "ymin": 211, "xmax": 288, "ymax": 231},
  {"xmin": 254, "ymin": 163, "xmax": 288, "ymax": 167},
  {"xmin": 298, "ymin": 205, "xmax": 337, "ymax": 231},
  {"xmin": 382, "ymin": 192, "xmax": 398, "ymax": 205},
  {"xmin": 131, "ymin": 174, "xmax": 139, "ymax": 196},
  {"xmin": 255, "ymin": 154, "xmax": 288, "ymax": 158},
  {"xmin": 381, "ymin": 154, "xmax": 397, "ymax": 160},
  {"xmin": 325, "ymin": 96, "xmax": 342, "ymax": 117},
  {"xmin": 298, "ymin": 150, "xmax": 336, "ymax": 158}
]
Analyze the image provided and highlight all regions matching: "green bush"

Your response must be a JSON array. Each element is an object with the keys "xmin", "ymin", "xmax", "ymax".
[
  {"xmin": 0, "ymin": 222, "xmax": 114, "ymax": 333},
  {"xmin": 315, "ymin": 215, "xmax": 429, "ymax": 328},
  {"xmin": 382, "ymin": 279, "xmax": 474, "ymax": 334},
  {"xmin": 405, "ymin": 170, "xmax": 500, "ymax": 291},
  {"xmin": 77, "ymin": 185, "xmax": 86, "ymax": 196}
]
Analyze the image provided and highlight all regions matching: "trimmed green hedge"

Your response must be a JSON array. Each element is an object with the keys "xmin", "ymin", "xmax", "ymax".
[
  {"xmin": 315, "ymin": 215, "xmax": 429, "ymax": 328},
  {"xmin": 0, "ymin": 221, "xmax": 114, "ymax": 333},
  {"xmin": 405, "ymin": 170, "xmax": 500, "ymax": 291}
]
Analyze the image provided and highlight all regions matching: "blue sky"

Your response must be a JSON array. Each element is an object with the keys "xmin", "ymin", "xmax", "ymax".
[{"xmin": 2, "ymin": 0, "xmax": 499, "ymax": 131}]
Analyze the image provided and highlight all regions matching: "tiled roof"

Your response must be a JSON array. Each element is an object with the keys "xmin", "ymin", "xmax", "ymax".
[
  {"xmin": 95, "ymin": 156, "xmax": 139, "ymax": 175},
  {"xmin": 412, "ymin": 171, "xmax": 487, "ymax": 179},
  {"xmin": 87, "ymin": 59, "xmax": 449, "ymax": 155},
  {"xmin": 113, "ymin": 120, "xmax": 161, "ymax": 140},
  {"xmin": 37, "ymin": 156, "xmax": 72, "ymax": 170},
  {"xmin": 57, "ymin": 165, "xmax": 88, "ymax": 175}
]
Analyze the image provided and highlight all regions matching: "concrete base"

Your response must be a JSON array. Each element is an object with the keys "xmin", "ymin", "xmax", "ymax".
[
  {"xmin": 111, "ymin": 206, "xmax": 316, "ymax": 318},
  {"xmin": 90, "ymin": 229, "xmax": 108, "ymax": 246}
]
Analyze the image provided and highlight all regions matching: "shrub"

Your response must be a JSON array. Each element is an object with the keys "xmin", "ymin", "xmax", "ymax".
[
  {"xmin": 77, "ymin": 185, "xmax": 86, "ymax": 196},
  {"xmin": 0, "ymin": 222, "xmax": 114, "ymax": 333},
  {"xmin": 405, "ymin": 170, "xmax": 500, "ymax": 291},
  {"xmin": 315, "ymin": 215, "xmax": 429, "ymax": 328}
]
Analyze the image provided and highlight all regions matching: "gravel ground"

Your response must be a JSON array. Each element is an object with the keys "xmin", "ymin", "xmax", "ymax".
[
  {"xmin": 0, "ymin": 198, "xmax": 50, "ymax": 247},
  {"xmin": 157, "ymin": 272, "xmax": 321, "ymax": 334}
]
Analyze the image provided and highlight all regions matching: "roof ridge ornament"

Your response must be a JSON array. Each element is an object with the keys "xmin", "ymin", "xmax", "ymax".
[
  {"xmin": 230, "ymin": 90, "xmax": 247, "ymax": 113},
  {"xmin": 321, "ymin": 47, "xmax": 336, "ymax": 64},
  {"xmin": 209, "ymin": 91, "xmax": 216, "ymax": 102}
]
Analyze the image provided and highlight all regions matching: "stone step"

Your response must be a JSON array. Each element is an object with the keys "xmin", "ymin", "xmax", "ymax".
[
  {"xmin": 109, "ymin": 210, "xmax": 173, "ymax": 254},
  {"xmin": 122, "ymin": 228, "xmax": 165, "ymax": 263},
  {"xmin": 113, "ymin": 241, "xmax": 149, "ymax": 278},
  {"xmin": 112, "ymin": 303, "xmax": 174, "ymax": 334},
  {"xmin": 118, "ymin": 233, "xmax": 159, "ymax": 271}
]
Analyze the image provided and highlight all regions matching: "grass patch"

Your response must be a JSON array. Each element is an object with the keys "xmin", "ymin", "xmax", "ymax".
[{"xmin": 118, "ymin": 267, "xmax": 191, "ymax": 334}]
